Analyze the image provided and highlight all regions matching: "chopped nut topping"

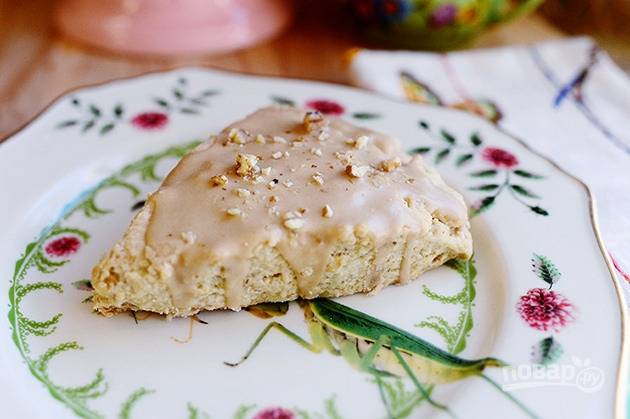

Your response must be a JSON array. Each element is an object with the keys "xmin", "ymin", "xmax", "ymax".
[
  {"xmin": 283, "ymin": 210, "xmax": 301, "ymax": 219},
  {"xmin": 269, "ymin": 195, "xmax": 279, "ymax": 204},
  {"xmin": 310, "ymin": 172, "xmax": 324, "ymax": 185},
  {"xmin": 310, "ymin": 147, "xmax": 322, "ymax": 156},
  {"xmin": 334, "ymin": 151, "xmax": 353, "ymax": 165},
  {"xmin": 300, "ymin": 267, "xmax": 314, "ymax": 277},
  {"xmin": 298, "ymin": 207, "xmax": 308, "ymax": 215},
  {"xmin": 235, "ymin": 188, "xmax": 251, "ymax": 198},
  {"xmin": 346, "ymin": 135, "xmax": 369, "ymax": 150},
  {"xmin": 317, "ymin": 129, "xmax": 330, "ymax": 142},
  {"xmin": 322, "ymin": 205, "xmax": 334, "ymax": 218},
  {"xmin": 261, "ymin": 166, "xmax": 272, "ymax": 176},
  {"xmin": 209, "ymin": 174, "xmax": 228, "ymax": 187},
  {"xmin": 227, "ymin": 128, "xmax": 248, "ymax": 144},
  {"xmin": 268, "ymin": 206, "xmax": 280, "ymax": 217},
  {"xmin": 355, "ymin": 135, "xmax": 369, "ymax": 149},
  {"xmin": 283, "ymin": 180, "xmax": 294, "ymax": 188},
  {"xmin": 346, "ymin": 164, "xmax": 370, "ymax": 178},
  {"xmin": 235, "ymin": 153, "xmax": 260, "ymax": 178},
  {"xmin": 181, "ymin": 231, "xmax": 196, "ymax": 244},
  {"xmin": 404, "ymin": 196, "xmax": 413, "ymax": 208},
  {"xmin": 380, "ymin": 157, "xmax": 402, "ymax": 172},
  {"xmin": 291, "ymin": 137, "xmax": 305, "ymax": 147},
  {"xmin": 284, "ymin": 218, "xmax": 305, "ymax": 230},
  {"xmin": 272, "ymin": 151, "xmax": 283, "ymax": 159},
  {"xmin": 284, "ymin": 151, "xmax": 290, "ymax": 158},
  {"xmin": 255, "ymin": 134, "xmax": 266, "ymax": 144},
  {"xmin": 303, "ymin": 111, "xmax": 326, "ymax": 131},
  {"xmin": 272, "ymin": 136, "xmax": 287, "ymax": 144},
  {"xmin": 226, "ymin": 208, "xmax": 242, "ymax": 217}
]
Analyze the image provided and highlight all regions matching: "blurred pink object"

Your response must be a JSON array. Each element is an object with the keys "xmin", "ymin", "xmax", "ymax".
[{"xmin": 55, "ymin": 0, "xmax": 292, "ymax": 56}]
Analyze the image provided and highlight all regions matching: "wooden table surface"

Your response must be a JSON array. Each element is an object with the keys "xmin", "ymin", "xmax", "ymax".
[{"xmin": 0, "ymin": 1, "xmax": 567, "ymax": 139}]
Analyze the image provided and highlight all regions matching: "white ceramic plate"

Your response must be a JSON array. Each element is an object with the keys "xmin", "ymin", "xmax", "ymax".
[{"xmin": 0, "ymin": 69, "xmax": 626, "ymax": 419}]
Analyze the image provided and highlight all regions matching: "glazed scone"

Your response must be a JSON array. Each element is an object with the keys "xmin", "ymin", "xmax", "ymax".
[{"xmin": 92, "ymin": 106, "xmax": 472, "ymax": 317}]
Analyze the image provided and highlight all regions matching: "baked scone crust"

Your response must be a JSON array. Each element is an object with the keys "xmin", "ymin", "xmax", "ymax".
[{"xmin": 92, "ymin": 106, "xmax": 472, "ymax": 317}]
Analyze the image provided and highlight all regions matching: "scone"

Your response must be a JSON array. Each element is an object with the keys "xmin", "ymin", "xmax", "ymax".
[{"xmin": 92, "ymin": 106, "xmax": 472, "ymax": 317}]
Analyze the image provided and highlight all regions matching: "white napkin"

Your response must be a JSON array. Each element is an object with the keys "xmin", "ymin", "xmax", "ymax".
[{"xmin": 349, "ymin": 36, "xmax": 630, "ymax": 298}]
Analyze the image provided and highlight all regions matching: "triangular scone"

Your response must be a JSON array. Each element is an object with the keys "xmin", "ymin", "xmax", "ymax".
[{"xmin": 92, "ymin": 106, "xmax": 472, "ymax": 317}]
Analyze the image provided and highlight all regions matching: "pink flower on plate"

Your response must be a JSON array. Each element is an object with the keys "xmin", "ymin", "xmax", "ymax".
[
  {"xmin": 45, "ymin": 236, "xmax": 81, "ymax": 257},
  {"xmin": 517, "ymin": 288, "xmax": 574, "ymax": 332},
  {"xmin": 305, "ymin": 99, "xmax": 345, "ymax": 115},
  {"xmin": 481, "ymin": 147, "xmax": 518, "ymax": 168},
  {"xmin": 131, "ymin": 112, "xmax": 169, "ymax": 130},
  {"xmin": 253, "ymin": 407, "xmax": 294, "ymax": 419}
]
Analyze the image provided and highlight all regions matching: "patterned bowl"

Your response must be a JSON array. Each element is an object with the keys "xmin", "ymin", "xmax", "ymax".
[{"xmin": 348, "ymin": 0, "xmax": 544, "ymax": 50}]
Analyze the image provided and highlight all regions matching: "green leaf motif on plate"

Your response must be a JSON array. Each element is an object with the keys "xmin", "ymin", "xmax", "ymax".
[
  {"xmin": 469, "ymin": 184, "xmax": 499, "ymax": 191},
  {"xmin": 271, "ymin": 96, "xmax": 296, "ymax": 106},
  {"xmin": 470, "ymin": 169, "xmax": 498, "ymax": 177},
  {"xmin": 513, "ymin": 169, "xmax": 544, "ymax": 179},
  {"xmin": 531, "ymin": 254, "xmax": 561, "ymax": 289},
  {"xmin": 530, "ymin": 206, "xmax": 549, "ymax": 216},
  {"xmin": 471, "ymin": 196, "xmax": 495, "ymax": 215},
  {"xmin": 440, "ymin": 129, "xmax": 456, "ymax": 144},
  {"xmin": 351, "ymin": 112, "xmax": 380, "ymax": 120},
  {"xmin": 455, "ymin": 153, "xmax": 474, "ymax": 167},
  {"xmin": 531, "ymin": 336, "xmax": 563, "ymax": 365},
  {"xmin": 434, "ymin": 148, "xmax": 450, "ymax": 164},
  {"xmin": 409, "ymin": 146, "xmax": 431, "ymax": 154},
  {"xmin": 511, "ymin": 184, "xmax": 540, "ymax": 198},
  {"xmin": 470, "ymin": 132, "xmax": 482, "ymax": 147}
]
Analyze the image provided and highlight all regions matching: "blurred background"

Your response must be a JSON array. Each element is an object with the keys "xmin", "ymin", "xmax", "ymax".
[{"xmin": 2, "ymin": 0, "xmax": 630, "ymax": 138}]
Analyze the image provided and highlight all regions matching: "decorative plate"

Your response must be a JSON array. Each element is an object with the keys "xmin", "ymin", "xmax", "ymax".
[{"xmin": 0, "ymin": 69, "xmax": 626, "ymax": 419}]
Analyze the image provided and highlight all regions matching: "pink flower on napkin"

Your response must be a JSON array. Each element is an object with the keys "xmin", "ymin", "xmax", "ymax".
[
  {"xmin": 517, "ymin": 288, "xmax": 574, "ymax": 332},
  {"xmin": 131, "ymin": 112, "xmax": 169, "ymax": 130}
]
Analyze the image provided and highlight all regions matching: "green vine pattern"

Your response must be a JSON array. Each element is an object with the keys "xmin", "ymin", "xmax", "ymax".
[
  {"xmin": 118, "ymin": 388, "xmax": 155, "ymax": 419},
  {"xmin": 372, "ymin": 258, "xmax": 477, "ymax": 418},
  {"xmin": 377, "ymin": 378, "xmax": 426, "ymax": 419},
  {"xmin": 416, "ymin": 258, "xmax": 476, "ymax": 355},
  {"xmin": 186, "ymin": 402, "xmax": 211, "ymax": 419},
  {"xmin": 8, "ymin": 141, "xmax": 201, "ymax": 418},
  {"xmin": 233, "ymin": 405, "xmax": 256, "ymax": 419}
]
